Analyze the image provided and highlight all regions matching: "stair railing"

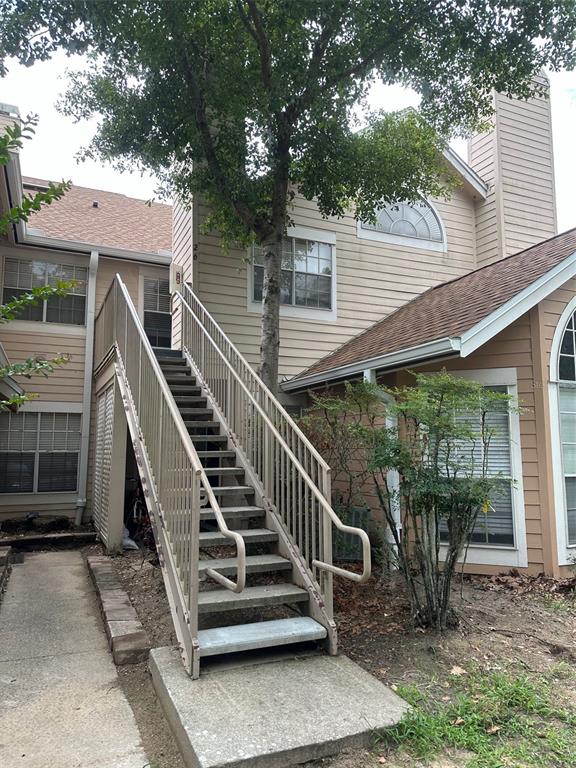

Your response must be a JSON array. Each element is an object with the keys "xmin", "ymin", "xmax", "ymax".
[
  {"xmin": 175, "ymin": 284, "xmax": 371, "ymax": 603},
  {"xmin": 94, "ymin": 275, "xmax": 246, "ymax": 675}
]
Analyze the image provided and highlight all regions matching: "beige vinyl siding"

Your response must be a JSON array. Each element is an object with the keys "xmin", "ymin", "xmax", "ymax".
[
  {"xmin": 191, "ymin": 187, "xmax": 476, "ymax": 380},
  {"xmin": 96, "ymin": 257, "xmax": 140, "ymax": 315},
  {"xmin": 497, "ymin": 90, "xmax": 557, "ymax": 256},
  {"xmin": 0, "ymin": 498, "xmax": 78, "ymax": 520},
  {"xmin": 1, "ymin": 330, "xmax": 86, "ymax": 402},
  {"xmin": 468, "ymin": 81, "xmax": 556, "ymax": 268},
  {"xmin": 0, "ymin": 245, "xmax": 88, "ymax": 403}
]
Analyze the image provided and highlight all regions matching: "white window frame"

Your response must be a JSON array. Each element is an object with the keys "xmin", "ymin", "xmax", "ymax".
[
  {"xmin": 1, "ymin": 250, "xmax": 89, "ymax": 335},
  {"xmin": 435, "ymin": 368, "xmax": 527, "ymax": 568},
  {"xmin": 549, "ymin": 296, "xmax": 576, "ymax": 566},
  {"xmin": 0, "ymin": 401, "xmax": 83, "ymax": 503},
  {"xmin": 247, "ymin": 225, "xmax": 338, "ymax": 323},
  {"xmin": 1, "ymin": 252, "xmax": 88, "ymax": 327},
  {"xmin": 356, "ymin": 199, "xmax": 447, "ymax": 253},
  {"xmin": 138, "ymin": 269, "xmax": 171, "ymax": 348}
]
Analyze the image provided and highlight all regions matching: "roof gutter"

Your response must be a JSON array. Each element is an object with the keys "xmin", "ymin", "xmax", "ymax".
[{"xmin": 282, "ymin": 336, "xmax": 461, "ymax": 392}]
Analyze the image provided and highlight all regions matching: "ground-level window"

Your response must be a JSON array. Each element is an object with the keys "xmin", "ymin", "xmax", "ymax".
[
  {"xmin": 143, "ymin": 277, "xmax": 171, "ymax": 348},
  {"xmin": 557, "ymin": 311, "xmax": 576, "ymax": 545},
  {"xmin": 2, "ymin": 257, "xmax": 87, "ymax": 325},
  {"xmin": 440, "ymin": 385, "xmax": 515, "ymax": 547},
  {"xmin": 0, "ymin": 411, "xmax": 81, "ymax": 493},
  {"xmin": 252, "ymin": 237, "xmax": 333, "ymax": 310}
]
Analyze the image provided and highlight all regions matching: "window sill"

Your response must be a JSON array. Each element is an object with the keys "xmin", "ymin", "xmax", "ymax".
[
  {"xmin": 6, "ymin": 320, "xmax": 87, "ymax": 336},
  {"xmin": 440, "ymin": 543, "xmax": 527, "ymax": 568},
  {"xmin": 0, "ymin": 491, "xmax": 78, "ymax": 505},
  {"xmin": 247, "ymin": 300, "xmax": 337, "ymax": 324}
]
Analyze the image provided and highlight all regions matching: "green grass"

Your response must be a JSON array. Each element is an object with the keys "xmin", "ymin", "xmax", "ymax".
[
  {"xmin": 377, "ymin": 667, "xmax": 576, "ymax": 767},
  {"xmin": 537, "ymin": 593, "xmax": 576, "ymax": 614}
]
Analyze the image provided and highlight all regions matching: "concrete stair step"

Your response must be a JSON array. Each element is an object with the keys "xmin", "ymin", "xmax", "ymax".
[
  {"xmin": 169, "ymin": 385, "xmax": 202, "ymax": 395},
  {"xmin": 200, "ymin": 505, "xmax": 265, "ymax": 522},
  {"xmin": 174, "ymin": 396, "xmax": 207, "ymax": 406},
  {"xmin": 154, "ymin": 349, "xmax": 182, "ymax": 360},
  {"xmin": 179, "ymin": 408, "xmax": 214, "ymax": 417},
  {"xmin": 197, "ymin": 617, "xmax": 326, "ymax": 657},
  {"xmin": 198, "ymin": 553, "xmax": 291, "ymax": 576},
  {"xmin": 165, "ymin": 374, "xmax": 196, "ymax": 384},
  {"xmin": 210, "ymin": 485, "xmax": 254, "ymax": 497},
  {"xmin": 197, "ymin": 583, "xmax": 308, "ymax": 613},
  {"xmin": 186, "ymin": 421, "xmax": 221, "ymax": 431},
  {"xmin": 190, "ymin": 434, "xmax": 228, "ymax": 445},
  {"xmin": 204, "ymin": 467, "xmax": 245, "ymax": 478},
  {"xmin": 199, "ymin": 527, "xmax": 276, "ymax": 547},
  {"xmin": 159, "ymin": 362, "xmax": 188, "ymax": 371},
  {"xmin": 196, "ymin": 450, "xmax": 236, "ymax": 460}
]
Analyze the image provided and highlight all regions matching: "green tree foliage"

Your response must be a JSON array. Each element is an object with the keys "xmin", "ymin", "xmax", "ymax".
[
  {"xmin": 1, "ymin": 1, "xmax": 574, "ymax": 389},
  {"xmin": 301, "ymin": 373, "xmax": 516, "ymax": 630},
  {"xmin": 0, "ymin": 120, "xmax": 72, "ymax": 410}
]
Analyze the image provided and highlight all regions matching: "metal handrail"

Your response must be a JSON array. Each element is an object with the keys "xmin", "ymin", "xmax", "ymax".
[
  {"xmin": 177, "ymin": 284, "xmax": 371, "ymax": 585},
  {"xmin": 95, "ymin": 275, "xmax": 246, "ymax": 594}
]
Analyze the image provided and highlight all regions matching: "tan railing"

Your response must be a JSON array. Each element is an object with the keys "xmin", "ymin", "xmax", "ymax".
[
  {"xmin": 176, "ymin": 283, "xmax": 371, "ymax": 601},
  {"xmin": 94, "ymin": 275, "xmax": 246, "ymax": 676}
]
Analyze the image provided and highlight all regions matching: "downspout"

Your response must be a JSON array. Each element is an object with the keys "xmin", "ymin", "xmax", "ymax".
[{"xmin": 75, "ymin": 249, "xmax": 99, "ymax": 526}]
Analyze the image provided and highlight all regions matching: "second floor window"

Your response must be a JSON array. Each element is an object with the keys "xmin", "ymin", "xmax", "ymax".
[
  {"xmin": 2, "ymin": 258, "xmax": 87, "ymax": 325},
  {"xmin": 252, "ymin": 237, "xmax": 333, "ymax": 310},
  {"xmin": 143, "ymin": 277, "xmax": 171, "ymax": 348}
]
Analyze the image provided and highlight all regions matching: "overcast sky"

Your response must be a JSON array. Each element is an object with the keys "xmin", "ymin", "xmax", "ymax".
[{"xmin": 1, "ymin": 52, "xmax": 575, "ymax": 231}]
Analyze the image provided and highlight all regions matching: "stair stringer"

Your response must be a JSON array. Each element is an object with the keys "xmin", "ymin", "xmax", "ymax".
[
  {"xmin": 114, "ymin": 359, "xmax": 201, "ymax": 677},
  {"xmin": 182, "ymin": 348, "xmax": 338, "ymax": 655}
]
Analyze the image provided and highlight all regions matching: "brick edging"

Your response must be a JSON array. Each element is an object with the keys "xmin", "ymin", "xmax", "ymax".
[{"xmin": 86, "ymin": 555, "xmax": 151, "ymax": 665}]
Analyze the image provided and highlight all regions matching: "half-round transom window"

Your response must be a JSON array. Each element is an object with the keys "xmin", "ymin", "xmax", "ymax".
[
  {"xmin": 559, "ymin": 312, "xmax": 576, "ymax": 381},
  {"xmin": 360, "ymin": 199, "xmax": 444, "ymax": 243}
]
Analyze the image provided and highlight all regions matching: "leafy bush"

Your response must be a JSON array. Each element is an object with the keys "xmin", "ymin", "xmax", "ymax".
[{"xmin": 301, "ymin": 371, "xmax": 516, "ymax": 630}]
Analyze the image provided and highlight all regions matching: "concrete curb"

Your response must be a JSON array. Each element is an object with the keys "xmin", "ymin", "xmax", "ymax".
[
  {"xmin": 0, "ymin": 546, "xmax": 12, "ymax": 600},
  {"xmin": 86, "ymin": 555, "xmax": 151, "ymax": 665}
]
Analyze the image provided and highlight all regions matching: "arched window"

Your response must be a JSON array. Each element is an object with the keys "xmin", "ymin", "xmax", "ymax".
[
  {"xmin": 359, "ymin": 199, "xmax": 445, "ymax": 249},
  {"xmin": 553, "ymin": 306, "xmax": 576, "ymax": 555}
]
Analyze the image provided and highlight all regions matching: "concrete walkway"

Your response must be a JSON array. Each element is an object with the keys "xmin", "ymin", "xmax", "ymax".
[{"xmin": 0, "ymin": 551, "xmax": 149, "ymax": 768}]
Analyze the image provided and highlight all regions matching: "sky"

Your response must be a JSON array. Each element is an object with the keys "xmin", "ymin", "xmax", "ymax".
[{"xmin": 0, "ymin": 52, "xmax": 575, "ymax": 231}]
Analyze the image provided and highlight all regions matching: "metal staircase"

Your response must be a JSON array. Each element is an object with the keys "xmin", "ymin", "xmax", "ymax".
[{"xmin": 93, "ymin": 275, "xmax": 371, "ymax": 678}]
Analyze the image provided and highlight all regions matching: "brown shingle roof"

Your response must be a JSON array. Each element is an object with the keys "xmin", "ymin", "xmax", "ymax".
[
  {"xmin": 293, "ymin": 227, "xmax": 576, "ymax": 381},
  {"xmin": 23, "ymin": 177, "xmax": 172, "ymax": 255}
]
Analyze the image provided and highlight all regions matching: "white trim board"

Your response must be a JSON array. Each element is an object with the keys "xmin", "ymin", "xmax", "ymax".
[
  {"xmin": 283, "ymin": 249, "xmax": 576, "ymax": 393},
  {"xmin": 548, "ymin": 296, "xmax": 576, "ymax": 566}
]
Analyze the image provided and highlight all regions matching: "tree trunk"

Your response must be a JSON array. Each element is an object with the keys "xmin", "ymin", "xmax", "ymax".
[{"xmin": 259, "ymin": 231, "xmax": 283, "ymax": 393}]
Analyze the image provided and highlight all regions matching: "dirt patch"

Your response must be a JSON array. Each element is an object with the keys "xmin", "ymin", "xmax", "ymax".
[{"xmin": 101, "ymin": 546, "xmax": 576, "ymax": 768}]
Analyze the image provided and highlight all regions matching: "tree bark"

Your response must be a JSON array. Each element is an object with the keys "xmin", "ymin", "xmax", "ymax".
[{"xmin": 259, "ymin": 232, "xmax": 283, "ymax": 392}]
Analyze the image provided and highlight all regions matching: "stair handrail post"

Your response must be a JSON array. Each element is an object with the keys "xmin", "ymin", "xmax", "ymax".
[
  {"xmin": 320, "ymin": 465, "xmax": 334, "ymax": 619},
  {"xmin": 176, "ymin": 285, "xmax": 372, "ymax": 589}
]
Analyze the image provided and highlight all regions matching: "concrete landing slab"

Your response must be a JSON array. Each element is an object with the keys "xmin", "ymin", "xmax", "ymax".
[{"xmin": 150, "ymin": 646, "xmax": 409, "ymax": 768}]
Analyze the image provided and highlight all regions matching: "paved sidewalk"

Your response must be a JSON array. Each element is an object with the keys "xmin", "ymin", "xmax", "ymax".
[{"xmin": 0, "ymin": 551, "xmax": 149, "ymax": 768}]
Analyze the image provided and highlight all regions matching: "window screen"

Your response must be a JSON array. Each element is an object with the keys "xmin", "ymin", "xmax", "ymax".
[
  {"xmin": 2, "ymin": 258, "xmax": 87, "ymax": 325},
  {"xmin": 143, "ymin": 277, "xmax": 171, "ymax": 348},
  {"xmin": 0, "ymin": 411, "xmax": 81, "ymax": 493}
]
